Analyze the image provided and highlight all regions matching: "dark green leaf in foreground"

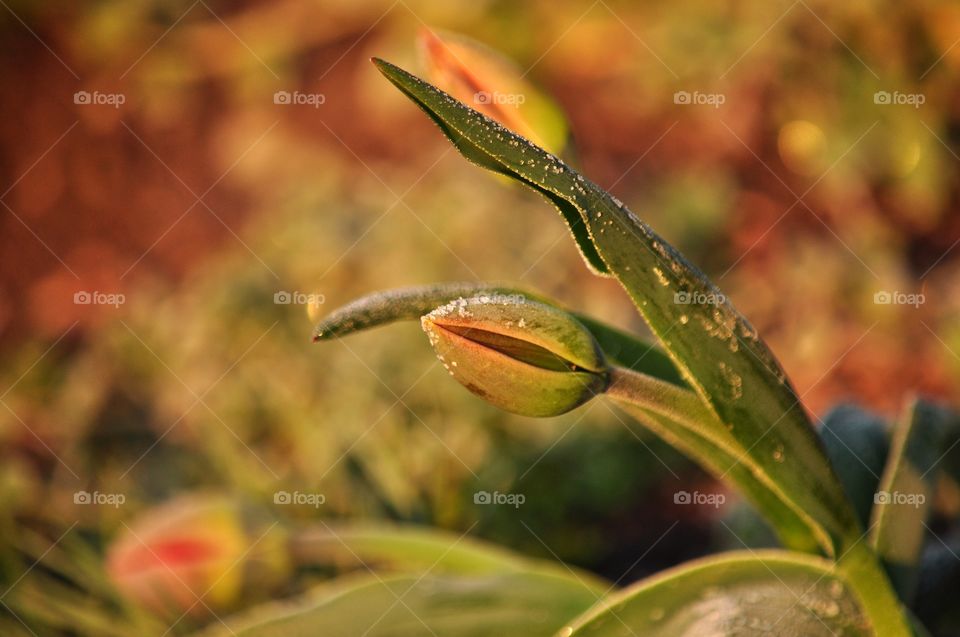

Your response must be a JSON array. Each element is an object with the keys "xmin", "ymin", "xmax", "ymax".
[
  {"xmin": 561, "ymin": 550, "xmax": 872, "ymax": 637},
  {"xmin": 371, "ymin": 58, "xmax": 858, "ymax": 557}
]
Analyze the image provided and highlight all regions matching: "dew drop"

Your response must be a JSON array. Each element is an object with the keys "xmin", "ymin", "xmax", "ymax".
[
  {"xmin": 717, "ymin": 362, "xmax": 743, "ymax": 400},
  {"xmin": 828, "ymin": 580, "xmax": 844, "ymax": 599},
  {"xmin": 701, "ymin": 585, "xmax": 721, "ymax": 599},
  {"xmin": 652, "ymin": 267, "xmax": 670, "ymax": 287},
  {"xmin": 772, "ymin": 445, "xmax": 785, "ymax": 462}
]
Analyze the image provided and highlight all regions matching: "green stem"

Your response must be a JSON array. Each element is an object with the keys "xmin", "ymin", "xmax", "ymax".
[
  {"xmin": 839, "ymin": 543, "xmax": 914, "ymax": 637},
  {"xmin": 607, "ymin": 365, "xmax": 914, "ymax": 635},
  {"xmin": 605, "ymin": 366, "xmax": 716, "ymax": 433}
]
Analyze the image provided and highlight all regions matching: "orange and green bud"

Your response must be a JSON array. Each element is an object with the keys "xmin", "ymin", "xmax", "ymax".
[
  {"xmin": 417, "ymin": 29, "xmax": 568, "ymax": 154},
  {"xmin": 420, "ymin": 294, "xmax": 609, "ymax": 417},
  {"xmin": 106, "ymin": 494, "xmax": 289, "ymax": 615}
]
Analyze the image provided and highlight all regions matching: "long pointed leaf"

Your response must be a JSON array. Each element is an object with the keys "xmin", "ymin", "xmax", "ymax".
[
  {"xmin": 617, "ymin": 403, "xmax": 826, "ymax": 553},
  {"xmin": 372, "ymin": 58, "xmax": 859, "ymax": 556},
  {"xmin": 870, "ymin": 397, "xmax": 949, "ymax": 601},
  {"xmin": 289, "ymin": 522, "xmax": 605, "ymax": 585},
  {"xmin": 198, "ymin": 571, "xmax": 603, "ymax": 637}
]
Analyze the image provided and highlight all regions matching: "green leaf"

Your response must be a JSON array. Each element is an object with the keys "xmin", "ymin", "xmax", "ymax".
[
  {"xmin": 616, "ymin": 403, "xmax": 830, "ymax": 553},
  {"xmin": 313, "ymin": 283, "xmax": 525, "ymax": 341},
  {"xmin": 199, "ymin": 571, "xmax": 603, "ymax": 637},
  {"xmin": 372, "ymin": 58, "xmax": 858, "ymax": 557},
  {"xmin": 289, "ymin": 522, "xmax": 606, "ymax": 583},
  {"xmin": 371, "ymin": 59, "xmax": 608, "ymax": 275},
  {"xmin": 560, "ymin": 550, "xmax": 872, "ymax": 637},
  {"xmin": 870, "ymin": 397, "xmax": 950, "ymax": 601},
  {"xmin": 819, "ymin": 404, "xmax": 890, "ymax": 528}
]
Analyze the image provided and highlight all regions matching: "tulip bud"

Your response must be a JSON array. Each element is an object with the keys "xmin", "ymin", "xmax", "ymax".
[
  {"xmin": 106, "ymin": 494, "xmax": 289, "ymax": 615},
  {"xmin": 421, "ymin": 295, "xmax": 609, "ymax": 417},
  {"xmin": 417, "ymin": 28, "xmax": 568, "ymax": 154}
]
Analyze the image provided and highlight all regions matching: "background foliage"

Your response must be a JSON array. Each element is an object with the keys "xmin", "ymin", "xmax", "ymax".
[{"xmin": 2, "ymin": 0, "xmax": 960, "ymax": 634}]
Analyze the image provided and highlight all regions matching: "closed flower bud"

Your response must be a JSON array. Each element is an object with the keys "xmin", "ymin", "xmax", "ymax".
[
  {"xmin": 106, "ymin": 494, "xmax": 289, "ymax": 615},
  {"xmin": 421, "ymin": 295, "xmax": 609, "ymax": 417},
  {"xmin": 417, "ymin": 29, "xmax": 569, "ymax": 154}
]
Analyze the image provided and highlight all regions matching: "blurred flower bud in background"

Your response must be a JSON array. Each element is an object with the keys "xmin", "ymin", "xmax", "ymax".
[
  {"xmin": 418, "ymin": 28, "xmax": 569, "ymax": 154},
  {"xmin": 106, "ymin": 494, "xmax": 289, "ymax": 615}
]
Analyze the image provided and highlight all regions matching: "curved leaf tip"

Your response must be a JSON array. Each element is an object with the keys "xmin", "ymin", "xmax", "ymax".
[{"xmin": 370, "ymin": 56, "xmax": 610, "ymax": 276}]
